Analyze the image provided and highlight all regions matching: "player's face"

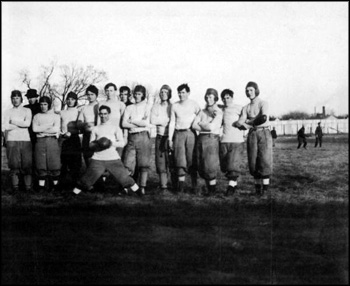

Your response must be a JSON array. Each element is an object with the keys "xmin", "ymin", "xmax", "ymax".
[
  {"xmin": 178, "ymin": 88, "xmax": 189, "ymax": 102},
  {"xmin": 11, "ymin": 96, "xmax": 22, "ymax": 107},
  {"xmin": 86, "ymin": 91, "xmax": 97, "ymax": 103},
  {"xmin": 105, "ymin": 87, "xmax": 116, "ymax": 100},
  {"xmin": 222, "ymin": 94, "xmax": 233, "ymax": 107},
  {"xmin": 160, "ymin": 89, "xmax": 169, "ymax": 102},
  {"xmin": 120, "ymin": 91, "xmax": 129, "ymax": 103},
  {"xmin": 40, "ymin": 102, "xmax": 49, "ymax": 113},
  {"xmin": 99, "ymin": 109, "xmax": 110, "ymax": 123},
  {"xmin": 246, "ymin": 87, "xmax": 256, "ymax": 100},
  {"xmin": 66, "ymin": 97, "xmax": 77, "ymax": 107},
  {"xmin": 28, "ymin": 97, "xmax": 38, "ymax": 105},
  {"xmin": 205, "ymin": 94, "xmax": 216, "ymax": 107},
  {"xmin": 133, "ymin": 91, "xmax": 143, "ymax": 103}
]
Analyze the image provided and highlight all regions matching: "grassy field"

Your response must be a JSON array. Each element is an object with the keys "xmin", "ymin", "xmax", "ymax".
[{"xmin": 1, "ymin": 134, "xmax": 348, "ymax": 284}]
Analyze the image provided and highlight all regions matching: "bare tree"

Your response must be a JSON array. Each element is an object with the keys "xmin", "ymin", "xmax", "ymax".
[{"xmin": 20, "ymin": 62, "xmax": 108, "ymax": 110}]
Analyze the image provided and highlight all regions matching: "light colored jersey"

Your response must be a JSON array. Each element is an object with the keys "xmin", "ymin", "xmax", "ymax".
[
  {"xmin": 97, "ymin": 100, "xmax": 126, "ymax": 127},
  {"xmin": 32, "ymin": 112, "xmax": 61, "ymax": 138},
  {"xmin": 221, "ymin": 103, "xmax": 245, "ymax": 143},
  {"xmin": 2, "ymin": 105, "xmax": 32, "ymax": 141},
  {"xmin": 90, "ymin": 121, "xmax": 124, "ymax": 161},
  {"xmin": 122, "ymin": 100, "xmax": 151, "ymax": 133},
  {"xmin": 150, "ymin": 102, "xmax": 172, "ymax": 136},
  {"xmin": 194, "ymin": 104, "xmax": 223, "ymax": 135}
]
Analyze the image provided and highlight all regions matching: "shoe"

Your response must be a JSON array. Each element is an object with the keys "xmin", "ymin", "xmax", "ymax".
[
  {"xmin": 208, "ymin": 185, "xmax": 217, "ymax": 195},
  {"xmin": 119, "ymin": 188, "xmax": 129, "ymax": 196},
  {"xmin": 225, "ymin": 186, "xmax": 237, "ymax": 196},
  {"xmin": 10, "ymin": 187, "xmax": 19, "ymax": 195},
  {"xmin": 51, "ymin": 184, "xmax": 61, "ymax": 193},
  {"xmin": 134, "ymin": 187, "xmax": 144, "ymax": 197},
  {"xmin": 255, "ymin": 184, "xmax": 262, "ymax": 196},
  {"xmin": 25, "ymin": 186, "xmax": 34, "ymax": 193},
  {"xmin": 37, "ymin": 185, "xmax": 48, "ymax": 193},
  {"xmin": 261, "ymin": 185, "xmax": 269, "ymax": 196},
  {"xmin": 177, "ymin": 181, "xmax": 185, "ymax": 193}
]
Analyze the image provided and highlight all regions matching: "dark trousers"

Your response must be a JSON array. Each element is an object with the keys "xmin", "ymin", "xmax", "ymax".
[
  {"xmin": 297, "ymin": 137, "xmax": 307, "ymax": 148},
  {"xmin": 315, "ymin": 136, "xmax": 322, "ymax": 147}
]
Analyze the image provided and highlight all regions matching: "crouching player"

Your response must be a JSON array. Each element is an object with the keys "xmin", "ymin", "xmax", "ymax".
[{"xmin": 73, "ymin": 105, "xmax": 142, "ymax": 196}]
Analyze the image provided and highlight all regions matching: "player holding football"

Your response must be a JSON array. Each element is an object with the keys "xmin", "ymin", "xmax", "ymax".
[{"xmin": 73, "ymin": 105, "xmax": 142, "ymax": 196}]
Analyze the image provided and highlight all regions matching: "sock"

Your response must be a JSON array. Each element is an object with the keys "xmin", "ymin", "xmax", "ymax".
[
  {"xmin": 53, "ymin": 180, "xmax": 58, "ymax": 186},
  {"xmin": 209, "ymin": 179, "xmax": 216, "ymax": 186},
  {"xmin": 262, "ymin": 178, "xmax": 270, "ymax": 185},
  {"xmin": 140, "ymin": 171, "xmax": 148, "ymax": 187},
  {"xmin": 39, "ymin": 180, "xmax": 45, "ymax": 187},
  {"xmin": 178, "ymin": 176, "xmax": 185, "ymax": 182},
  {"xmin": 73, "ymin": 187, "xmax": 81, "ymax": 194},
  {"xmin": 130, "ymin": 183, "xmax": 139, "ymax": 192},
  {"xmin": 229, "ymin": 180, "xmax": 237, "ymax": 187},
  {"xmin": 160, "ymin": 173, "xmax": 168, "ymax": 189}
]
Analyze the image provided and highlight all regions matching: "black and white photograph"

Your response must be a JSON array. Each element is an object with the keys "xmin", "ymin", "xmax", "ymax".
[{"xmin": 1, "ymin": 2, "xmax": 348, "ymax": 284}]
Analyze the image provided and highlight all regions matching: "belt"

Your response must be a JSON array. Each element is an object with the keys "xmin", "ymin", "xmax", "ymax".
[
  {"xmin": 199, "ymin": 133, "xmax": 219, "ymax": 138},
  {"xmin": 156, "ymin": 134, "xmax": 168, "ymax": 138},
  {"xmin": 129, "ymin": 130, "xmax": 148, "ymax": 135},
  {"xmin": 251, "ymin": 126, "xmax": 270, "ymax": 131},
  {"xmin": 37, "ymin": 136, "xmax": 57, "ymax": 140},
  {"xmin": 176, "ymin": 128, "xmax": 190, "ymax": 132}
]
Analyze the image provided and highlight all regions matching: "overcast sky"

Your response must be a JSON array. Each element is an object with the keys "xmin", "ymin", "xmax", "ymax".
[{"xmin": 2, "ymin": 2, "xmax": 348, "ymax": 116}]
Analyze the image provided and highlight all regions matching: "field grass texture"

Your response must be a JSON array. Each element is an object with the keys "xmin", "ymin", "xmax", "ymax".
[{"xmin": 1, "ymin": 134, "xmax": 348, "ymax": 284}]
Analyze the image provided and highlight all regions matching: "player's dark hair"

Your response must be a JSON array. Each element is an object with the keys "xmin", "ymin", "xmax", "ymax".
[
  {"xmin": 104, "ymin": 83, "xmax": 117, "ymax": 91},
  {"xmin": 177, "ymin": 83, "xmax": 190, "ymax": 93},
  {"xmin": 39, "ymin": 96, "xmax": 52, "ymax": 110},
  {"xmin": 119, "ymin": 86, "xmax": 131, "ymax": 95},
  {"xmin": 159, "ymin": 84, "xmax": 172, "ymax": 101},
  {"xmin": 99, "ymin": 105, "xmax": 111, "ymax": 114},
  {"xmin": 245, "ymin": 81, "xmax": 260, "ymax": 97},
  {"xmin": 133, "ymin": 85, "xmax": 146, "ymax": 101},
  {"xmin": 11, "ymin": 90, "xmax": 23, "ymax": 103},
  {"xmin": 220, "ymin": 89, "xmax": 234, "ymax": 99}
]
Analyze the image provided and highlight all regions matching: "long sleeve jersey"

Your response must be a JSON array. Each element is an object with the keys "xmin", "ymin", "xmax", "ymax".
[{"xmin": 2, "ymin": 105, "xmax": 32, "ymax": 141}]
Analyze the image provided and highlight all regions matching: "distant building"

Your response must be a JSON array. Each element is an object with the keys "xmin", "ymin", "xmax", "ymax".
[{"xmin": 314, "ymin": 106, "xmax": 326, "ymax": 119}]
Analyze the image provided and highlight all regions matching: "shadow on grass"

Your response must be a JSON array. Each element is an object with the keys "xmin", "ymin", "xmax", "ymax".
[{"xmin": 2, "ymin": 199, "xmax": 348, "ymax": 285}]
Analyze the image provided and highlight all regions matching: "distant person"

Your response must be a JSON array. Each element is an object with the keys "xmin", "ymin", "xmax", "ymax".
[
  {"xmin": 23, "ymin": 89, "xmax": 41, "ymax": 148},
  {"xmin": 271, "ymin": 127, "xmax": 278, "ymax": 147},
  {"xmin": 192, "ymin": 88, "xmax": 223, "ymax": 196},
  {"xmin": 32, "ymin": 96, "xmax": 61, "ymax": 192},
  {"xmin": 2, "ymin": 90, "xmax": 33, "ymax": 193},
  {"xmin": 119, "ymin": 86, "xmax": 134, "ymax": 106},
  {"xmin": 233, "ymin": 81, "xmax": 272, "ymax": 196},
  {"xmin": 168, "ymin": 83, "xmax": 201, "ymax": 193},
  {"xmin": 59, "ymin": 92, "xmax": 82, "ymax": 187},
  {"xmin": 219, "ymin": 89, "xmax": 245, "ymax": 196},
  {"xmin": 314, "ymin": 122, "xmax": 323, "ymax": 148},
  {"xmin": 297, "ymin": 125, "xmax": 308, "ymax": 149},
  {"xmin": 150, "ymin": 84, "xmax": 173, "ymax": 192},
  {"xmin": 73, "ymin": 105, "xmax": 142, "ymax": 196},
  {"xmin": 122, "ymin": 85, "xmax": 152, "ymax": 195},
  {"xmin": 77, "ymin": 85, "xmax": 99, "ymax": 167}
]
